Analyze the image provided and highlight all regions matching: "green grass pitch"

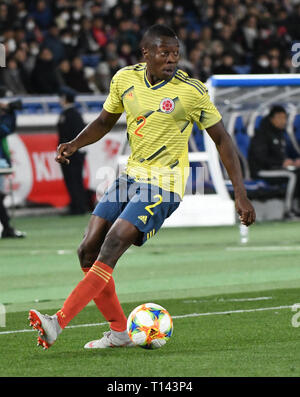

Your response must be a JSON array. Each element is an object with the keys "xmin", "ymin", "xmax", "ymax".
[{"xmin": 1, "ymin": 215, "xmax": 300, "ymax": 377}]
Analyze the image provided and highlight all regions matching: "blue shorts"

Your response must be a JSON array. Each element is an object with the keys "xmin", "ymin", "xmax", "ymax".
[{"xmin": 93, "ymin": 174, "xmax": 181, "ymax": 246}]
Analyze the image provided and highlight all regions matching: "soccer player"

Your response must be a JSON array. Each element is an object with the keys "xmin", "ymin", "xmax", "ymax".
[{"xmin": 28, "ymin": 25, "xmax": 256, "ymax": 350}]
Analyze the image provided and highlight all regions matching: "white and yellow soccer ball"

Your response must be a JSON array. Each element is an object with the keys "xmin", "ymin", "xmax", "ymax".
[{"xmin": 127, "ymin": 303, "xmax": 173, "ymax": 349}]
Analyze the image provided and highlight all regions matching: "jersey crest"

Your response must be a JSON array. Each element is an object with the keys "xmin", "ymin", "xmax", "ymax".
[{"xmin": 159, "ymin": 98, "xmax": 175, "ymax": 114}]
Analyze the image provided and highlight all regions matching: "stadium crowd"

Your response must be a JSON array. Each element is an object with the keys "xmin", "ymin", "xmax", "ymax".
[{"xmin": 0, "ymin": 0, "xmax": 299, "ymax": 96}]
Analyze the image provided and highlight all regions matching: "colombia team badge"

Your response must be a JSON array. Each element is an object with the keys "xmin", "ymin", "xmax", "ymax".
[{"xmin": 159, "ymin": 98, "xmax": 175, "ymax": 113}]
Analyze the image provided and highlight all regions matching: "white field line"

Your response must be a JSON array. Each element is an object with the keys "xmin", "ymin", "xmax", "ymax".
[
  {"xmin": 226, "ymin": 246, "xmax": 300, "ymax": 252},
  {"xmin": 183, "ymin": 296, "xmax": 272, "ymax": 303},
  {"xmin": 0, "ymin": 304, "xmax": 293, "ymax": 336},
  {"xmin": 1, "ymin": 249, "xmax": 75, "ymax": 255}
]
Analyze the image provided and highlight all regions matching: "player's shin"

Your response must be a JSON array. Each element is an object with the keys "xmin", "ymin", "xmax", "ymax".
[
  {"xmin": 56, "ymin": 261, "xmax": 113, "ymax": 329},
  {"xmin": 82, "ymin": 267, "xmax": 127, "ymax": 332}
]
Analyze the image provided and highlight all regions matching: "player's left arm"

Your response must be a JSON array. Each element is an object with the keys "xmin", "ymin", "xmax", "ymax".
[{"xmin": 206, "ymin": 120, "xmax": 256, "ymax": 226}]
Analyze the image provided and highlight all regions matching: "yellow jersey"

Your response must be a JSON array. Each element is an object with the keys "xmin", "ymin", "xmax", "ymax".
[{"xmin": 103, "ymin": 63, "xmax": 222, "ymax": 197}]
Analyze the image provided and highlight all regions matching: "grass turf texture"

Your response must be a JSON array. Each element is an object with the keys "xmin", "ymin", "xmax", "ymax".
[{"xmin": 1, "ymin": 215, "xmax": 300, "ymax": 377}]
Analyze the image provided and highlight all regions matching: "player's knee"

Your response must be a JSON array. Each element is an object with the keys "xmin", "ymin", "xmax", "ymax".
[
  {"xmin": 77, "ymin": 241, "xmax": 98, "ymax": 269},
  {"xmin": 99, "ymin": 231, "xmax": 126, "ymax": 264}
]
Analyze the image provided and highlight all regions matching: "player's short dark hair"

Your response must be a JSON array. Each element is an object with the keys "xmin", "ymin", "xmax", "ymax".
[
  {"xmin": 141, "ymin": 24, "xmax": 177, "ymax": 48},
  {"xmin": 269, "ymin": 105, "xmax": 287, "ymax": 118}
]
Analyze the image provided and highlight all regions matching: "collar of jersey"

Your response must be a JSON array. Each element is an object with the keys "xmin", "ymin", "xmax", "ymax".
[{"xmin": 144, "ymin": 67, "xmax": 177, "ymax": 90}]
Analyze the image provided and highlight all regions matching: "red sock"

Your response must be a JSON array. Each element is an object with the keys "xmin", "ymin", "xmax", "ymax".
[
  {"xmin": 56, "ymin": 261, "xmax": 113, "ymax": 329},
  {"xmin": 82, "ymin": 267, "xmax": 127, "ymax": 332}
]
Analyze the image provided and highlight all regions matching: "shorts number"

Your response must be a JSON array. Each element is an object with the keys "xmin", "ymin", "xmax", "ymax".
[
  {"xmin": 134, "ymin": 116, "xmax": 146, "ymax": 137},
  {"xmin": 145, "ymin": 194, "xmax": 163, "ymax": 216}
]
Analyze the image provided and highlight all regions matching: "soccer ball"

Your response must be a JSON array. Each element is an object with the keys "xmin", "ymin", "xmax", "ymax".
[{"xmin": 127, "ymin": 303, "xmax": 173, "ymax": 349}]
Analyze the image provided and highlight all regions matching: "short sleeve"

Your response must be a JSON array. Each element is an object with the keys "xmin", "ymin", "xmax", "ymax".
[
  {"xmin": 190, "ymin": 91, "xmax": 222, "ymax": 130},
  {"xmin": 103, "ymin": 72, "xmax": 124, "ymax": 114}
]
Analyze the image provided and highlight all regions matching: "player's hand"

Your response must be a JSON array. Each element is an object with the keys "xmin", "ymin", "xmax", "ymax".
[
  {"xmin": 235, "ymin": 195, "xmax": 256, "ymax": 226},
  {"xmin": 55, "ymin": 142, "xmax": 77, "ymax": 165}
]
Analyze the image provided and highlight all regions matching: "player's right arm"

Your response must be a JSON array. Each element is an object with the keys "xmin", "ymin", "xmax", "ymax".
[{"xmin": 55, "ymin": 110, "xmax": 121, "ymax": 164}]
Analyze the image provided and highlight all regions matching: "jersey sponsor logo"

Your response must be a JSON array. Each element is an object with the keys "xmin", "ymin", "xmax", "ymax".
[
  {"xmin": 138, "ymin": 215, "xmax": 148, "ymax": 224},
  {"xmin": 159, "ymin": 98, "xmax": 175, "ymax": 114}
]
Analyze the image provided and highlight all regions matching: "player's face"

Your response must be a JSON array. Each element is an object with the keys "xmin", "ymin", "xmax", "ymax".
[{"xmin": 144, "ymin": 36, "xmax": 180, "ymax": 82}]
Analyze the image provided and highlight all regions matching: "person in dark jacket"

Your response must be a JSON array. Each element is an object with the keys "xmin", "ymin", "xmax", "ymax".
[
  {"xmin": 0, "ymin": 103, "xmax": 25, "ymax": 238},
  {"xmin": 31, "ymin": 47, "xmax": 60, "ymax": 94},
  {"xmin": 57, "ymin": 88, "xmax": 88, "ymax": 215},
  {"xmin": 248, "ymin": 105, "xmax": 300, "ymax": 218},
  {"xmin": 64, "ymin": 57, "xmax": 92, "ymax": 94}
]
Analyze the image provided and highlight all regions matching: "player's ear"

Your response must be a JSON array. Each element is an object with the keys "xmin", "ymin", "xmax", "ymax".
[{"xmin": 142, "ymin": 47, "xmax": 149, "ymax": 60}]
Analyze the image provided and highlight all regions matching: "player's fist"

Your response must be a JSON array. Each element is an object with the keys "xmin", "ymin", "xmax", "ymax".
[
  {"xmin": 55, "ymin": 142, "xmax": 77, "ymax": 165},
  {"xmin": 235, "ymin": 196, "xmax": 256, "ymax": 226}
]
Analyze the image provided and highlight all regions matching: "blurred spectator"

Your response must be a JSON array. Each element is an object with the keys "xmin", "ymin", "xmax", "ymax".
[
  {"xmin": 288, "ymin": 4, "xmax": 300, "ymax": 40},
  {"xmin": 119, "ymin": 42, "xmax": 136, "ymax": 66},
  {"xmin": 185, "ymin": 29, "xmax": 201, "ymax": 54},
  {"xmin": 268, "ymin": 47, "xmax": 281, "ymax": 60},
  {"xmin": 43, "ymin": 23, "xmax": 66, "ymax": 65},
  {"xmin": 14, "ymin": 47, "xmax": 33, "ymax": 93},
  {"xmin": 24, "ymin": 16, "xmax": 43, "ymax": 42},
  {"xmin": 209, "ymin": 40, "xmax": 225, "ymax": 64},
  {"xmin": 108, "ymin": 4, "xmax": 125, "ymax": 29},
  {"xmin": 64, "ymin": 56, "xmax": 92, "ymax": 93},
  {"xmin": 104, "ymin": 41, "xmax": 118, "ymax": 58},
  {"xmin": 131, "ymin": 3, "xmax": 147, "ymax": 28},
  {"xmin": 31, "ymin": 47, "xmax": 60, "ymax": 94},
  {"xmin": 92, "ymin": 16, "xmax": 108, "ymax": 49},
  {"xmin": 1, "ymin": 56, "xmax": 27, "ymax": 95},
  {"xmin": 117, "ymin": 19, "xmax": 139, "ymax": 53},
  {"xmin": 248, "ymin": 105, "xmax": 300, "ymax": 219},
  {"xmin": 2, "ymin": 29, "xmax": 17, "ymax": 60},
  {"xmin": 199, "ymin": 26, "xmax": 212, "ymax": 48},
  {"xmin": 239, "ymin": 15, "xmax": 258, "ymax": 53},
  {"xmin": 269, "ymin": 55, "xmax": 281, "ymax": 74},
  {"xmin": 282, "ymin": 56, "xmax": 299, "ymax": 74},
  {"xmin": 30, "ymin": 0, "xmax": 53, "ymax": 31},
  {"xmin": 145, "ymin": 0, "xmax": 170, "ymax": 26},
  {"xmin": 117, "ymin": 0, "xmax": 133, "ymax": 19},
  {"xmin": 95, "ymin": 53, "xmax": 124, "ymax": 93},
  {"xmin": 0, "ymin": 2, "xmax": 14, "ymax": 34},
  {"xmin": 61, "ymin": 29, "xmax": 77, "ymax": 60},
  {"xmin": 213, "ymin": 53, "xmax": 237, "ymax": 74},
  {"xmin": 77, "ymin": 17, "xmax": 99, "ymax": 54},
  {"xmin": 56, "ymin": 59, "xmax": 71, "ymax": 87},
  {"xmin": 109, "ymin": 0, "xmax": 132, "ymax": 25},
  {"xmin": 1, "ymin": 0, "xmax": 300, "ymax": 96},
  {"xmin": 198, "ymin": 55, "xmax": 213, "ymax": 83},
  {"xmin": 26, "ymin": 41, "xmax": 40, "ymax": 71},
  {"xmin": 84, "ymin": 66, "xmax": 100, "ymax": 94},
  {"xmin": 188, "ymin": 48, "xmax": 202, "ymax": 79},
  {"xmin": 55, "ymin": 7, "xmax": 72, "ymax": 30},
  {"xmin": 177, "ymin": 26, "xmax": 188, "ymax": 60},
  {"xmin": 14, "ymin": 27, "xmax": 27, "ymax": 49},
  {"xmin": 251, "ymin": 54, "xmax": 272, "ymax": 74},
  {"xmin": 15, "ymin": 1, "xmax": 29, "ymax": 26}
]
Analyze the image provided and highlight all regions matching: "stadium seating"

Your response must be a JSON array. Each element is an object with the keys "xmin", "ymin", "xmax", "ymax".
[
  {"xmin": 190, "ymin": 111, "xmax": 300, "ymax": 201},
  {"xmin": 13, "ymin": 95, "xmax": 105, "ymax": 116}
]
